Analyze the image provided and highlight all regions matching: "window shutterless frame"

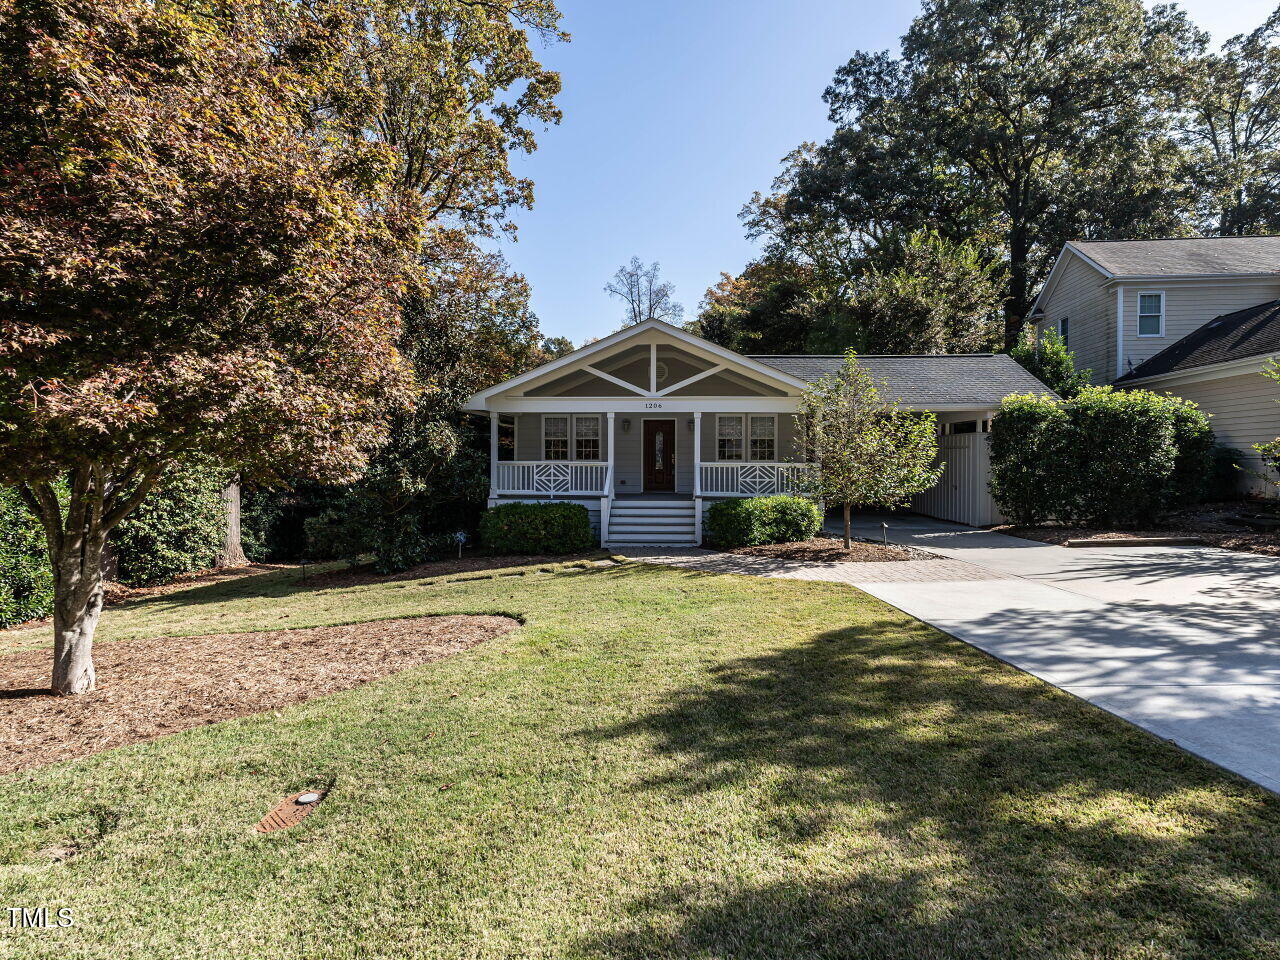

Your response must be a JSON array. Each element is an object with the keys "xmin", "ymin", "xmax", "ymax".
[
  {"xmin": 1136, "ymin": 291, "xmax": 1165, "ymax": 338},
  {"xmin": 542, "ymin": 414, "xmax": 602, "ymax": 462},
  {"xmin": 716, "ymin": 413, "xmax": 777, "ymax": 462}
]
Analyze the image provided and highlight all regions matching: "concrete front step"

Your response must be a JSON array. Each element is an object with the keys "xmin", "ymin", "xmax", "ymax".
[{"xmin": 607, "ymin": 535, "xmax": 698, "ymax": 544}]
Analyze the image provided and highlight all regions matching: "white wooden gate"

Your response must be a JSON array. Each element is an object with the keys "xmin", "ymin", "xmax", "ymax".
[{"xmin": 911, "ymin": 433, "xmax": 1004, "ymax": 527}]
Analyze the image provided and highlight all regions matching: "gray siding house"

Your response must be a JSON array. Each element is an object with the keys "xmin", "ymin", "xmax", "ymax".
[
  {"xmin": 1031, "ymin": 238, "xmax": 1280, "ymax": 495},
  {"xmin": 465, "ymin": 319, "xmax": 1052, "ymax": 545}
]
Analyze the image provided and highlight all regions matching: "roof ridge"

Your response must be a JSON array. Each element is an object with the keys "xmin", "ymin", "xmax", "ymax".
[
  {"xmin": 1073, "ymin": 235, "xmax": 1280, "ymax": 244},
  {"xmin": 750, "ymin": 353, "xmax": 1000, "ymax": 359}
]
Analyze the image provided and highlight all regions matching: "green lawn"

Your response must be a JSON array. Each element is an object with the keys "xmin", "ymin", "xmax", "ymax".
[{"xmin": 2, "ymin": 558, "xmax": 1279, "ymax": 959}]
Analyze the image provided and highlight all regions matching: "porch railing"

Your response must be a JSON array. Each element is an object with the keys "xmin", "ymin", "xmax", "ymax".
[
  {"xmin": 495, "ymin": 461, "xmax": 610, "ymax": 496},
  {"xmin": 698, "ymin": 462, "xmax": 813, "ymax": 497}
]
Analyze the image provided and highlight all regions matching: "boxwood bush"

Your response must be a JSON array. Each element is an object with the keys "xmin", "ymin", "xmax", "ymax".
[
  {"xmin": 990, "ymin": 386, "xmax": 1214, "ymax": 527},
  {"xmin": 478, "ymin": 501, "xmax": 594, "ymax": 555},
  {"xmin": 705, "ymin": 495, "xmax": 822, "ymax": 548}
]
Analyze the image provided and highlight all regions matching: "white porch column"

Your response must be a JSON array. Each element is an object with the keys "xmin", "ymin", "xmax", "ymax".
[
  {"xmin": 488, "ymin": 411, "xmax": 499, "ymax": 500},
  {"xmin": 603, "ymin": 412, "xmax": 616, "ymax": 547},
  {"xmin": 693, "ymin": 413, "xmax": 702, "ymax": 496}
]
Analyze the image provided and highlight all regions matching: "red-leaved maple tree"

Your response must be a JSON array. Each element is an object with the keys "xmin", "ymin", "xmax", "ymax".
[{"xmin": 0, "ymin": 0, "xmax": 424, "ymax": 693}]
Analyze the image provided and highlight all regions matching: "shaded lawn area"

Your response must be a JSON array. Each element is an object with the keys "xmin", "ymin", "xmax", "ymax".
[{"xmin": 1, "ymin": 560, "xmax": 1279, "ymax": 958}]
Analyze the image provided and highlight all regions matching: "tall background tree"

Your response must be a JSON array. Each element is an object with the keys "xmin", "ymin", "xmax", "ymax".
[
  {"xmin": 707, "ymin": 0, "xmax": 1208, "ymax": 352},
  {"xmin": 605, "ymin": 257, "xmax": 684, "ymax": 326},
  {"xmin": 1180, "ymin": 6, "xmax": 1280, "ymax": 235}
]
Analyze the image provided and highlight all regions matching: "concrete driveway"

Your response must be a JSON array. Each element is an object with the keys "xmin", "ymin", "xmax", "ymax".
[{"xmin": 836, "ymin": 514, "xmax": 1280, "ymax": 793}]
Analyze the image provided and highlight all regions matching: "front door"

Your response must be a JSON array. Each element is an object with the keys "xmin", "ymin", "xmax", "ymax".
[{"xmin": 643, "ymin": 419, "xmax": 676, "ymax": 492}]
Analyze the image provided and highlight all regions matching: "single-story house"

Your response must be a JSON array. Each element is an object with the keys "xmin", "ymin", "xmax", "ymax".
[{"xmin": 464, "ymin": 319, "xmax": 1054, "ymax": 546}]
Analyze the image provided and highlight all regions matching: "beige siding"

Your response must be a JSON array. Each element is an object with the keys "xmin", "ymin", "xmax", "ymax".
[
  {"xmin": 1162, "ymin": 372, "xmax": 1280, "ymax": 497},
  {"xmin": 1034, "ymin": 252, "xmax": 1114, "ymax": 385},
  {"xmin": 1120, "ymin": 280, "xmax": 1280, "ymax": 378}
]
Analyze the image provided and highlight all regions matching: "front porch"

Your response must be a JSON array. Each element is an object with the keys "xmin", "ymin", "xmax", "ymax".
[{"xmin": 487, "ymin": 410, "xmax": 814, "ymax": 545}]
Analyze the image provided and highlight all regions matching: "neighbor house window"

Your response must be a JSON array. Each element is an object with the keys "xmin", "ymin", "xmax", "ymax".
[
  {"xmin": 749, "ymin": 415, "xmax": 776, "ymax": 461},
  {"xmin": 1057, "ymin": 316, "xmax": 1069, "ymax": 348},
  {"xmin": 1137, "ymin": 292, "xmax": 1164, "ymax": 337},
  {"xmin": 497, "ymin": 414, "xmax": 516, "ymax": 462},
  {"xmin": 717, "ymin": 415, "xmax": 744, "ymax": 461},
  {"xmin": 543, "ymin": 415, "xmax": 569, "ymax": 460},
  {"xmin": 574, "ymin": 415, "xmax": 601, "ymax": 461}
]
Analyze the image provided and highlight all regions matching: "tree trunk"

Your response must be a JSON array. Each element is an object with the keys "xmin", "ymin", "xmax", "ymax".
[
  {"xmin": 216, "ymin": 479, "xmax": 247, "ymax": 568},
  {"xmin": 1005, "ymin": 225, "xmax": 1030, "ymax": 351},
  {"xmin": 843, "ymin": 502, "xmax": 852, "ymax": 550},
  {"xmin": 50, "ymin": 534, "xmax": 106, "ymax": 696}
]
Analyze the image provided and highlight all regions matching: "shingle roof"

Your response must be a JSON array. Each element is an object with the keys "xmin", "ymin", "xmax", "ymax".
[
  {"xmin": 749, "ymin": 354, "xmax": 1055, "ymax": 406},
  {"xmin": 1117, "ymin": 299, "xmax": 1280, "ymax": 383},
  {"xmin": 1070, "ymin": 237, "xmax": 1280, "ymax": 278}
]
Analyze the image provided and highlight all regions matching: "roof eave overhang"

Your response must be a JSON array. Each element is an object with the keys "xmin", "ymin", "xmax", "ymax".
[{"xmin": 1117, "ymin": 353, "xmax": 1278, "ymax": 389}]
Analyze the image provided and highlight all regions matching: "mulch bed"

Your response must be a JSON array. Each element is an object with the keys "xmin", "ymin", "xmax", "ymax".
[
  {"xmin": 303, "ymin": 552, "xmax": 606, "ymax": 588},
  {"xmin": 996, "ymin": 502, "xmax": 1280, "ymax": 558},
  {"xmin": 730, "ymin": 537, "xmax": 920, "ymax": 562},
  {"xmin": 0, "ymin": 614, "xmax": 517, "ymax": 775}
]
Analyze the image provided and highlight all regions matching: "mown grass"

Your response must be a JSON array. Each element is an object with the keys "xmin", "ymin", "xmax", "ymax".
[{"xmin": 1, "ymin": 558, "xmax": 1279, "ymax": 959}]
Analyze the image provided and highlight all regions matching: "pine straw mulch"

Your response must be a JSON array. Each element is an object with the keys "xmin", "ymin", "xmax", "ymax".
[
  {"xmin": 729, "ymin": 537, "xmax": 920, "ymax": 562},
  {"xmin": 0, "ymin": 614, "xmax": 518, "ymax": 775},
  {"xmin": 995, "ymin": 502, "xmax": 1280, "ymax": 558},
  {"xmin": 302, "ymin": 551, "xmax": 609, "ymax": 588}
]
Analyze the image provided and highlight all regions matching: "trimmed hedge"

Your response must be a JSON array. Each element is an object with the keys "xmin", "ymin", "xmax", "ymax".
[
  {"xmin": 0, "ymin": 486, "xmax": 54, "ymax": 628},
  {"xmin": 704, "ymin": 495, "xmax": 822, "ymax": 549},
  {"xmin": 478, "ymin": 501, "xmax": 594, "ymax": 555},
  {"xmin": 989, "ymin": 387, "xmax": 1214, "ymax": 527}
]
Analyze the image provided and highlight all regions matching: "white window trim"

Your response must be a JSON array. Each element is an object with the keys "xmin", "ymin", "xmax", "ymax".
[
  {"xmin": 1057, "ymin": 316, "xmax": 1068, "ymax": 347},
  {"xmin": 1136, "ymin": 290, "xmax": 1165, "ymax": 338},
  {"xmin": 573, "ymin": 413, "xmax": 603, "ymax": 462},
  {"xmin": 541, "ymin": 414, "xmax": 570, "ymax": 461},
  {"xmin": 541, "ymin": 414, "xmax": 603, "ymax": 462},
  {"xmin": 715, "ymin": 413, "xmax": 778, "ymax": 463}
]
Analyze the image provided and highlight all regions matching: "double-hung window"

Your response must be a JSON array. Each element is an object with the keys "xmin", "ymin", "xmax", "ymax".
[
  {"xmin": 1137, "ymin": 292, "xmax": 1164, "ymax": 337},
  {"xmin": 749, "ymin": 415, "xmax": 776, "ymax": 461},
  {"xmin": 543, "ymin": 415, "xmax": 600, "ymax": 461},
  {"xmin": 716, "ymin": 415, "xmax": 744, "ymax": 461},
  {"xmin": 717, "ymin": 415, "xmax": 777, "ymax": 461},
  {"xmin": 574, "ymin": 415, "xmax": 601, "ymax": 461},
  {"xmin": 543, "ymin": 416, "xmax": 569, "ymax": 461}
]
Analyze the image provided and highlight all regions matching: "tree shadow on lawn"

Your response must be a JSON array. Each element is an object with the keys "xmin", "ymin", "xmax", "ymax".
[{"xmin": 579, "ymin": 613, "xmax": 1280, "ymax": 958}]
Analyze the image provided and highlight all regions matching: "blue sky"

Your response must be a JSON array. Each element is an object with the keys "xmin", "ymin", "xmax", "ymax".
[{"xmin": 501, "ymin": 0, "xmax": 1275, "ymax": 345}]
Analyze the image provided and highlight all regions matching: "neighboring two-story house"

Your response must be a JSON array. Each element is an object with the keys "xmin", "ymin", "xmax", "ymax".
[{"xmin": 1030, "ymin": 237, "xmax": 1280, "ymax": 495}]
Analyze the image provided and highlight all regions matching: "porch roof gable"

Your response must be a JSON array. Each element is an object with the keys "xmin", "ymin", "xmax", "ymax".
[{"xmin": 464, "ymin": 319, "xmax": 811, "ymax": 410}]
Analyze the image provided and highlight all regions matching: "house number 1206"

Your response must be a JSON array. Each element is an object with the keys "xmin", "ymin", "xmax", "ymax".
[{"xmin": 644, "ymin": 402, "xmax": 663, "ymax": 409}]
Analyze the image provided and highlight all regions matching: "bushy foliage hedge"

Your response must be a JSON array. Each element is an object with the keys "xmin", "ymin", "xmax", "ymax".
[
  {"xmin": 112, "ymin": 459, "xmax": 227, "ymax": 587},
  {"xmin": 704, "ymin": 495, "xmax": 822, "ymax": 548},
  {"xmin": 478, "ymin": 501, "xmax": 594, "ymax": 555},
  {"xmin": 989, "ymin": 387, "xmax": 1214, "ymax": 527},
  {"xmin": 0, "ymin": 486, "xmax": 54, "ymax": 627},
  {"xmin": 1009, "ymin": 326, "xmax": 1092, "ymax": 398}
]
